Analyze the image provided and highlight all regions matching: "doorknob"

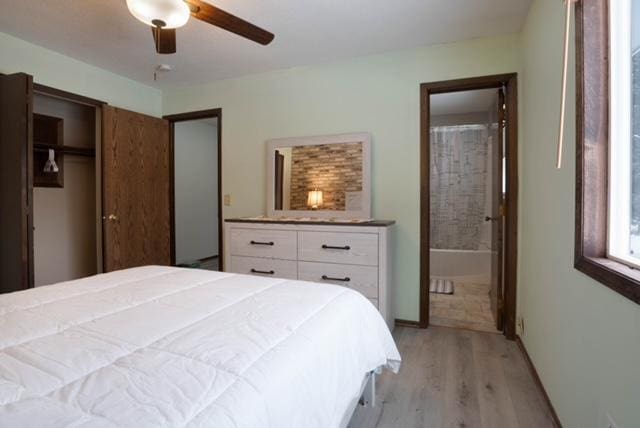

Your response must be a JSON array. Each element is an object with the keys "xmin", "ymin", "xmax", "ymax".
[
  {"xmin": 484, "ymin": 216, "xmax": 498, "ymax": 222},
  {"xmin": 104, "ymin": 214, "xmax": 119, "ymax": 222}
]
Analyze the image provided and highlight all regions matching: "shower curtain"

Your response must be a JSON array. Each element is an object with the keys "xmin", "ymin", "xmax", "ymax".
[{"xmin": 430, "ymin": 125, "xmax": 490, "ymax": 250}]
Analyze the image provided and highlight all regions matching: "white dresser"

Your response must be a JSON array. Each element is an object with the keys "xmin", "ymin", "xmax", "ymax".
[{"xmin": 224, "ymin": 219, "xmax": 395, "ymax": 330}]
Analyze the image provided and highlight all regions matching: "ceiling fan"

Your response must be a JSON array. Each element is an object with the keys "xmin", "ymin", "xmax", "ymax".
[{"xmin": 126, "ymin": 0, "xmax": 274, "ymax": 54}]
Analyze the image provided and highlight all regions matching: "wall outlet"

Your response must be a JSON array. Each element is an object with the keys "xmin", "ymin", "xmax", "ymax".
[
  {"xmin": 516, "ymin": 317, "xmax": 525, "ymax": 335},
  {"xmin": 224, "ymin": 194, "xmax": 232, "ymax": 206},
  {"xmin": 606, "ymin": 413, "xmax": 619, "ymax": 428}
]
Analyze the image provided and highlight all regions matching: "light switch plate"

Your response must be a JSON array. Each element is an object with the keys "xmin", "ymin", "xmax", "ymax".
[{"xmin": 224, "ymin": 194, "xmax": 231, "ymax": 206}]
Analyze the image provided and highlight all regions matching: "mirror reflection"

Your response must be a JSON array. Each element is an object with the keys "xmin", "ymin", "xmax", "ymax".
[{"xmin": 273, "ymin": 142, "xmax": 364, "ymax": 212}]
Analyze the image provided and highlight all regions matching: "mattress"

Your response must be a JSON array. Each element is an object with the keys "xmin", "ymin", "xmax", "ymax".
[{"xmin": 0, "ymin": 266, "xmax": 401, "ymax": 427}]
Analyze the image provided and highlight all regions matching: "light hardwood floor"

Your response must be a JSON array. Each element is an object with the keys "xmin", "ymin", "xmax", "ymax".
[{"xmin": 349, "ymin": 326, "xmax": 556, "ymax": 428}]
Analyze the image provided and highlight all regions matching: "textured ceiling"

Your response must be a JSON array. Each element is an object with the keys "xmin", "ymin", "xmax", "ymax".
[{"xmin": 0, "ymin": 0, "xmax": 532, "ymax": 88}]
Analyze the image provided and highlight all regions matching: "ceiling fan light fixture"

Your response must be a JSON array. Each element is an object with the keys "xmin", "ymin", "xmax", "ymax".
[{"xmin": 126, "ymin": 0, "xmax": 190, "ymax": 29}]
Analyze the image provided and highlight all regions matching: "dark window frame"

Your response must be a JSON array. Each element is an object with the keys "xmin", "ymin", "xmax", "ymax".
[{"xmin": 575, "ymin": 0, "xmax": 640, "ymax": 304}]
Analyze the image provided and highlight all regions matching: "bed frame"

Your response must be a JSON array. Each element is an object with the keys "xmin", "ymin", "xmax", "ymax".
[{"xmin": 341, "ymin": 370, "xmax": 378, "ymax": 427}]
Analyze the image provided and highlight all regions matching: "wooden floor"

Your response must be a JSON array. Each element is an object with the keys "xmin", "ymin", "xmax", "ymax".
[{"xmin": 349, "ymin": 326, "xmax": 556, "ymax": 428}]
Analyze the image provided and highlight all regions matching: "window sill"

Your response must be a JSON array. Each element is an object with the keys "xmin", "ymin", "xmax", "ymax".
[{"xmin": 575, "ymin": 256, "xmax": 640, "ymax": 304}]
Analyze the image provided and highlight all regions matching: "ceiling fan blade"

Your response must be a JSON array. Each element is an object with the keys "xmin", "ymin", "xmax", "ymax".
[
  {"xmin": 151, "ymin": 27, "xmax": 177, "ymax": 54},
  {"xmin": 184, "ymin": 0, "xmax": 274, "ymax": 45}
]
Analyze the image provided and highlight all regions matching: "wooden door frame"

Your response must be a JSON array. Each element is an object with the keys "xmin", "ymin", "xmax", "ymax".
[
  {"xmin": 420, "ymin": 73, "xmax": 518, "ymax": 339},
  {"xmin": 164, "ymin": 108, "xmax": 223, "ymax": 270}
]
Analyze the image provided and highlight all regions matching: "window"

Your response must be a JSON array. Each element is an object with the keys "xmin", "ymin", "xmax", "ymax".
[
  {"xmin": 608, "ymin": 0, "xmax": 640, "ymax": 268},
  {"xmin": 575, "ymin": 0, "xmax": 640, "ymax": 304}
]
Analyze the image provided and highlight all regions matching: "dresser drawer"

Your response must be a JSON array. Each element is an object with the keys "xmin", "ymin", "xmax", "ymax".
[
  {"xmin": 298, "ymin": 261, "xmax": 378, "ymax": 298},
  {"xmin": 298, "ymin": 231, "xmax": 378, "ymax": 266},
  {"xmin": 230, "ymin": 256, "xmax": 298, "ymax": 280},
  {"xmin": 230, "ymin": 228, "xmax": 297, "ymax": 260}
]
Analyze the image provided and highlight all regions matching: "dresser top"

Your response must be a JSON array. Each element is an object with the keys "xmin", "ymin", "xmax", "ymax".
[{"xmin": 225, "ymin": 217, "xmax": 396, "ymax": 227}]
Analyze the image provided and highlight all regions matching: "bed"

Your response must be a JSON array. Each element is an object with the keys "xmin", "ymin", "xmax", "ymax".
[{"xmin": 0, "ymin": 266, "xmax": 401, "ymax": 427}]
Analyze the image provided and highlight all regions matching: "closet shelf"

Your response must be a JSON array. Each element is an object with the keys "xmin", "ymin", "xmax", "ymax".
[{"xmin": 34, "ymin": 142, "xmax": 95, "ymax": 158}]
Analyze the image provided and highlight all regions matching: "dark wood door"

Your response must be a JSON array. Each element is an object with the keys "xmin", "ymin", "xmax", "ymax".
[
  {"xmin": 490, "ymin": 89, "xmax": 506, "ymax": 330},
  {"xmin": 102, "ymin": 106, "xmax": 171, "ymax": 271},
  {"xmin": 0, "ymin": 73, "xmax": 34, "ymax": 292}
]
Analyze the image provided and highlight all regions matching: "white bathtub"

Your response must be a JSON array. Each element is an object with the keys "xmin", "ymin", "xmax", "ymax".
[{"xmin": 430, "ymin": 248, "xmax": 492, "ymax": 284}]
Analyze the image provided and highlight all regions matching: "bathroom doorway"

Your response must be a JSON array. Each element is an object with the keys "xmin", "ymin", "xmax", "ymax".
[{"xmin": 420, "ymin": 74, "xmax": 518, "ymax": 339}]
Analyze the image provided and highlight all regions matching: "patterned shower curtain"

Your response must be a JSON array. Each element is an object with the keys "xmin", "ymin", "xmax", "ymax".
[{"xmin": 430, "ymin": 125, "xmax": 489, "ymax": 250}]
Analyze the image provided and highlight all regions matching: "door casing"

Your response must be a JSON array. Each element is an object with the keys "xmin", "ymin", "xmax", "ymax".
[
  {"xmin": 164, "ymin": 109, "xmax": 223, "ymax": 270},
  {"xmin": 419, "ymin": 73, "xmax": 519, "ymax": 339}
]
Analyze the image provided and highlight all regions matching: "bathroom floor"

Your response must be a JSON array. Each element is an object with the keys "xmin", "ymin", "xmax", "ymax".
[{"xmin": 429, "ymin": 281, "xmax": 500, "ymax": 333}]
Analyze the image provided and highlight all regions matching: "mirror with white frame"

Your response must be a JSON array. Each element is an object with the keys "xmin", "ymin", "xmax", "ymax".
[{"xmin": 266, "ymin": 133, "xmax": 371, "ymax": 219}]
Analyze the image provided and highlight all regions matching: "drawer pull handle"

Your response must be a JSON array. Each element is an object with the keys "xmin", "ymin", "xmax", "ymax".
[
  {"xmin": 250, "ymin": 240, "xmax": 275, "ymax": 246},
  {"xmin": 321, "ymin": 244, "xmax": 351, "ymax": 250},
  {"xmin": 251, "ymin": 269, "xmax": 275, "ymax": 275},
  {"xmin": 322, "ymin": 275, "xmax": 351, "ymax": 282}
]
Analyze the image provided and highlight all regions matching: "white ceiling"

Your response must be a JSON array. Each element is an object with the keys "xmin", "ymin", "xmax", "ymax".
[
  {"xmin": 0, "ymin": 0, "xmax": 532, "ymax": 88},
  {"xmin": 431, "ymin": 89, "xmax": 498, "ymax": 116}
]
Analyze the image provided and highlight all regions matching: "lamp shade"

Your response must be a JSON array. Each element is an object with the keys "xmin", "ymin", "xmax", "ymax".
[
  {"xmin": 126, "ymin": 0, "xmax": 191, "ymax": 29},
  {"xmin": 307, "ymin": 190, "xmax": 324, "ymax": 209}
]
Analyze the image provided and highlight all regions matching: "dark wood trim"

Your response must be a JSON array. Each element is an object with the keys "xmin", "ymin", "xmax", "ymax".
[
  {"xmin": 419, "ymin": 83, "xmax": 430, "ymax": 329},
  {"xmin": 516, "ymin": 336, "xmax": 563, "ymax": 428},
  {"xmin": 574, "ymin": 0, "xmax": 640, "ymax": 304},
  {"xmin": 420, "ymin": 73, "xmax": 519, "ymax": 339},
  {"xmin": 164, "ymin": 108, "xmax": 224, "ymax": 271},
  {"xmin": 27, "ymin": 77, "xmax": 34, "ymax": 289},
  {"xmin": 575, "ymin": 258, "xmax": 640, "ymax": 303},
  {"xmin": 395, "ymin": 318, "xmax": 421, "ymax": 328},
  {"xmin": 420, "ymin": 73, "xmax": 520, "ymax": 94},
  {"xmin": 34, "ymin": 83, "xmax": 105, "ymax": 107},
  {"xmin": 164, "ymin": 109, "xmax": 222, "ymax": 122},
  {"xmin": 168, "ymin": 122, "xmax": 176, "ymax": 265},
  {"xmin": 503, "ymin": 75, "xmax": 519, "ymax": 339}
]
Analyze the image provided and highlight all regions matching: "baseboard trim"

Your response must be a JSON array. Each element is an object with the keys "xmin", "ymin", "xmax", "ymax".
[
  {"xmin": 516, "ymin": 335, "xmax": 563, "ymax": 428},
  {"xmin": 395, "ymin": 318, "xmax": 421, "ymax": 328}
]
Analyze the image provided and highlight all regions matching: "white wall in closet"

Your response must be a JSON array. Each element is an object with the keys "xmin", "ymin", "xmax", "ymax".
[
  {"xmin": 33, "ymin": 162, "xmax": 96, "ymax": 286},
  {"xmin": 174, "ymin": 119, "xmax": 219, "ymax": 264},
  {"xmin": 33, "ymin": 95, "xmax": 97, "ymax": 286}
]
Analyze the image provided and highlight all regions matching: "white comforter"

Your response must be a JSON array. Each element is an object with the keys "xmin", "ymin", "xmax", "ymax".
[{"xmin": 0, "ymin": 266, "xmax": 400, "ymax": 427}]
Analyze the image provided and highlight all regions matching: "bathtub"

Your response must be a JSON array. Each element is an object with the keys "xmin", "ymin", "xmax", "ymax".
[{"xmin": 430, "ymin": 248, "xmax": 492, "ymax": 284}]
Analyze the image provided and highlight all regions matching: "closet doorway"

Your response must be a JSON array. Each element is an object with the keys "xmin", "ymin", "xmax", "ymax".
[
  {"xmin": 0, "ymin": 73, "xmax": 104, "ymax": 291},
  {"xmin": 33, "ymin": 87, "xmax": 101, "ymax": 286},
  {"xmin": 420, "ymin": 74, "xmax": 518, "ymax": 339},
  {"xmin": 165, "ymin": 109, "xmax": 223, "ymax": 271}
]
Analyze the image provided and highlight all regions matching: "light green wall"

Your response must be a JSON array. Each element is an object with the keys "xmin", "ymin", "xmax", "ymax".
[
  {"xmin": 162, "ymin": 34, "xmax": 521, "ymax": 321},
  {"xmin": 520, "ymin": 1, "xmax": 640, "ymax": 427},
  {"xmin": 6, "ymin": 10, "xmax": 637, "ymax": 425},
  {"xmin": 0, "ymin": 32, "xmax": 161, "ymax": 116}
]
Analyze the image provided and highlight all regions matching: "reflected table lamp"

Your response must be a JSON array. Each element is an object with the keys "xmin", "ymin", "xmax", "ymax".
[{"xmin": 307, "ymin": 189, "xmax": 324, "ymax": 210}]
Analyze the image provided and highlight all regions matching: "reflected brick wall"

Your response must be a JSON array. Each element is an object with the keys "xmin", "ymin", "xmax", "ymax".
[{"xmin": 289, "ymin": 143, "xmax": 363, "ymax": 210}]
